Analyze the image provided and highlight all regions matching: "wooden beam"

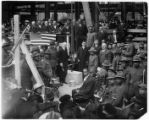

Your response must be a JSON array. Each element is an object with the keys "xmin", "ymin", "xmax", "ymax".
[
  {"xmin": 82, "ymin": 2, "xmax": 93, "ymax": 27},
  {"xmin": 14, "ymin": 15, "xmax": 21, "ymax": 88},
  {"xmin": 133, "ymin": 37, "xmax": 147, "ymax": 42},
  {"xmin": 20, "ymin": 41, "xmax": 44, "ymax": 88},
  {"xmin": 127, "ymin": 29, "xmax": 147, "ymax": 33}
]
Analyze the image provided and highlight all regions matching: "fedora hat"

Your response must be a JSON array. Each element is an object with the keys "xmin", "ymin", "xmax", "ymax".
[
  {"xmin": 133, "ymin": 55, "xmax": 141, "ymax": 62},
  {"xmin": 127, "ymin": 34, "xmax": 133, "ymax": 38},
  {"xmin": 44, "ymin": 49, "xmax": 51, "ymax": 54},
  {"xmin": 31, "ymin": 46, "xmax": 40, "ymax": 53},
  {"xmin": 32, "ymin": 52, "xmax": 40, "ymax": 57},
  {"xmin": 102, "ymin": 60, "xmax": 111, "ymax": 67},
  {"xmin": 120, "ymin": 56, "xmax": 129, "ymax": 62},
  {"xmin": 138, "ymin": 83, "xmax": 147, "ymax": 90},
  {"xmin": 88, "ymin": 47, "xmax": 97, "ymax": 52},
  {"xmin": 115, "ymin": 72, "xmax": 125, "ymax": 79},
  {"xmin": 107, "ymin": 73, "xmax": 116, "ymax": 80},
  {"xmin": 108, "ymin": 66, "xmax": 116, "ymax": 74}
]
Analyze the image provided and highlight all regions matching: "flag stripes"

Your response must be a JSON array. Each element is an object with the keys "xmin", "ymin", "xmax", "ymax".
[{"xmin": 30, "ymin": 32, "xmax": 56, "ymax": 45}]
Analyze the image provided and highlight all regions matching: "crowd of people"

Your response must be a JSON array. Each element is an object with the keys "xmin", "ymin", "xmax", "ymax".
[{"xmin": 2, "ymin": 14, "xmax": 147, "ymax": 119}]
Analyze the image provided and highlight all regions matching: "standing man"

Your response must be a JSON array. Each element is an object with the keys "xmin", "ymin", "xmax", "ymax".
[
  {"xmin": 112, "ymin": 49, "xmax": 121, "ymax": 71},
  {"xmin": 77, "ymin": 41, "xmax": 89, "ymax": 71},
  {"xmin": 57, "ymin": 42, "xmax": 69, "ymax": 83},
  {"xmin": 99, "ymin": 43, "xmax": 112, "ymax": 66},
  {"xmin": 88, "ymin": 47, "xmax": 98, "ymax": 73},
  {"xmin": 86, "ymin": 26, "xmax": 96, "ymax": 49},
  {"xmin": 96, "ymin": 26, "xmax": 108, "ymax": 45},
  {"xmin": 40, "ymin": 50, "xmax": 53, "ymax": 86},
  {"xmin": 47, "ymin": 42, "xmax": 58, "ymax": 76},
  {"xmin": 75, "ymin": 19, "xmax": 87, "ymax": 49},
  {"xmin": 112, "ymin": 72, "xmax": 128, "ymax": 107},
  {"xmin": 125, "ymin": 56, "xmax": 143, "ymax": 100},
  {"xmin": 122, "ymin": 34, "xmax": 136, "ymax": 65}
]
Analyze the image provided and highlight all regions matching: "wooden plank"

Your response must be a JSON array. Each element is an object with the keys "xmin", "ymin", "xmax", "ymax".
[
  {"xmin": 66, "ymin": 35, "xmax": 70, "ymax": 55},
  {"xmin": 127, "ymin": 29, "xmax": 147, "ymax": 33},
  {"xmin": 133, "ymin": 37, "xmax": 147, "ymax": 42},
  {"xmin": 20, "ymin": 41, "xmax": 44, "ymax": 88},
  {"xmin": 14, "ymin": 15, "xmax": 21, "ymax": 88}
]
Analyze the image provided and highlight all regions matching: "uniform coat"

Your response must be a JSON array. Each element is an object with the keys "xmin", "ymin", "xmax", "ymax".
[
  {"xmin": 88, "ymin": 54, "xmax": 98, "ymax": 73},
  {"xmin": 123, "ymin": 43, "xmax": 136, "ymax": 61},
  {"xmin": 47, "ymin": 47, "xmax": 58, "ymax": 68},
  {"xmin": 86, "ymin": 32, "xmax": 96, "ymax": 48},
  {"xmin": 99, "ymin": 49, "xmax": 113, "ymax": 66}
]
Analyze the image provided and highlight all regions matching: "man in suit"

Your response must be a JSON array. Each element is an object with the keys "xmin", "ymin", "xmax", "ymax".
[
  {"xmin": 72, "ymin": 68, "xmax": 96, "ymax": 102},
  {"xmin": 77, "ymin": 41, "xmax": 89, "ymax": 71},
  {"xmin": 56, "ymin": 42, "xmax": 69, "ymax": 83}
]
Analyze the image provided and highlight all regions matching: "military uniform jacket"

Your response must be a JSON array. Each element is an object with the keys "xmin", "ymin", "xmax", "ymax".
[
  {"xmin": 88, "ymin": 54, "xmax": 98, "ymax": 72},
  {"xmin": 86, "ymin": 32, "xmax": 96, "ymax": 48},
  {"xmin": 123, "ymin": 43, "xmax": 136, "ymax": 60}
]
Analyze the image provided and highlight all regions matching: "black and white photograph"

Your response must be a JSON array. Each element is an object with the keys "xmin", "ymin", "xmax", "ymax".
[{"xmin": 1, "ymin": 1, "xmax": 148, "ymax": 119}]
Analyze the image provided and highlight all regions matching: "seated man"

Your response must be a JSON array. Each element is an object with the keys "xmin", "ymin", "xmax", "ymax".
[{"xmin": 72, "ymin": 68, "xmax": 96, "ymax": 103}]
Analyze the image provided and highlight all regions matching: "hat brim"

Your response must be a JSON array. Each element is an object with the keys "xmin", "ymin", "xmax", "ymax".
[
  {"xmin": 107, "ymin": 77, "xmax": 115, "ymax": 80},
  {"xmin": 133, "ymin": 60, "xmax": 141, "ymax": 62},
  {"xmin": 115, "ymin": 76, "xmax": 125, "ymax": 79},
  {"xmin": 120, "ymin": 60, "xmax": 128, "ymax": 62},
  {"xmin": 102, "ymin": 63, "xmax": 111, "ymax": 67},
  {"xmin": 89, "ymin": 50, "xmax": 97, "ymax": 52},
  {"xmin": 108, "ymin": 69, "xmax": 116, "ymax": 73},
  {"xmin": 32, "ymin": 54, "xmax": 40, "ymax": 57}
]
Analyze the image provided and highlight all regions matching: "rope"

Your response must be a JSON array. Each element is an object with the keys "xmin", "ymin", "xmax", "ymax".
[
  {"xmin": 2, "ymin": 51, "xmax": 14, "ymax": 68},
  {"xmin": 2, "ymin": 62, "xmax": 14, "ymax": 68}
]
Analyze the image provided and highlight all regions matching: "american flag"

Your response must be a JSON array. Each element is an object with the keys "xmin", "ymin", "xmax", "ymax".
[{"xmin": 30, "ymin": 32, "xmax": 56, "ymax": 45}]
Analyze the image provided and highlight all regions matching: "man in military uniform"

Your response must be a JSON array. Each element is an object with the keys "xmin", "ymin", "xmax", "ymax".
[
  {"xmin": 99, "ymin": 43, "xmax": 112, "ymax": 66},
  {"xmin": 39, "ymin": 49, "xmax": 53, "ymax": 86},
  {"xmin": 125, "ymin": 56, "xmax": 143, "ymax": 100},
  {"xmin": 112, "ymin": 49, "xmax": 121, "ymax": 71},
  {"xmin": 101, "ymin": 72, "xmax": 116, "ymax": 105},
  {"xmin": 46, "ymin": 42, "xmax": 58, "ymax": 76},
  {"xmin": 122, "ymin": 34, "xmax": 136, "ymax": 66},
  {"xmin": 88, "ymin": 47, "xmax": 98, "ymax": 73},
  {"xmin": 128, "ymin": 84, "xmax": 147, "ymax": 119},
  {"xmin": 103, "ymin": 72, "xmax": 128, "ymax": 108},
  {"xmin": 112, "ymin": 72, "xmax": 128, "ymax": 107},
  {"xmin": 86, "ymin": 26, "xmax": 96, "ymax": 49}
]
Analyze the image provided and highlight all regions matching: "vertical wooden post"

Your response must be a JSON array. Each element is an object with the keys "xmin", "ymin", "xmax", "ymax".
[
  {"xmin": 82, "ymin": 2, "xmax": 93, "ymax": 27},
  {"xmin": 66, "ymin": 35, "xmax": 70, "ymax": 55},
  {"xmin": 14, "ymin": 15, "xmax": 21, "ymax": 88},
  {"xmin": 71, "ymin": 2, "xmax": 74, "ymax": 53}
]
